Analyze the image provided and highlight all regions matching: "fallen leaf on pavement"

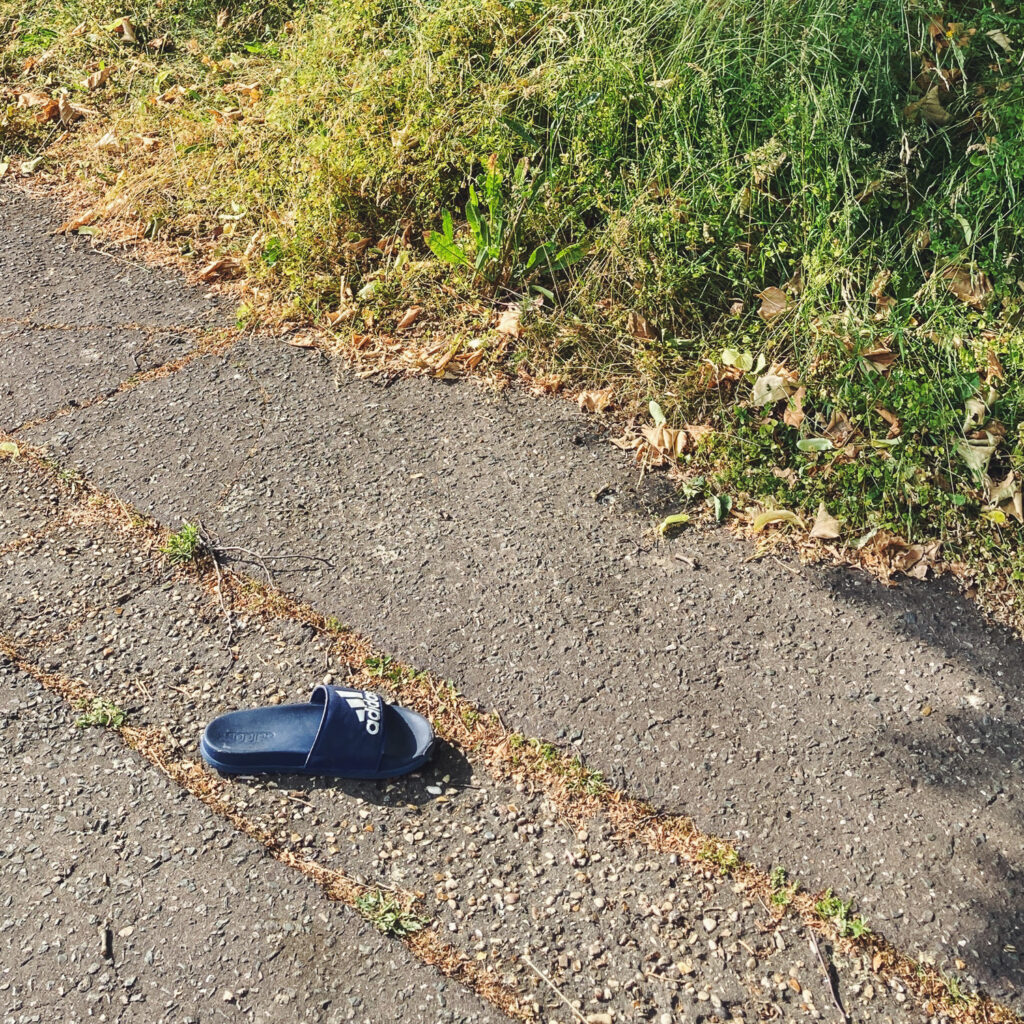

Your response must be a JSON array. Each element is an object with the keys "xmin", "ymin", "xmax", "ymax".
[
  {"xmin": 395, "ymin": 306, "xmax": 423, "ymax": 331},
  {"xmin": 578, "ymin": 388, "xmax": 614, "ymax": 413},
  {"xmin": 752, "ymin": 509, "xmax": 806, "ymax": 532},
  {"xmin": 757, "ymin": 286, "xmax": 791, "ymax": 321},
  {"xmin": 657, "ymin": 513, "xmax": 689, "ymax": 536},
  {"xmin": 783, "ymin": 386, "xmax": 806, "ymax": 427},
  {"xmin": 60, "ymin": 208, "xmax": 99, "ymax": 232},
  {"xmin": 609, "ymin": 434, "xmax": 643, "ymax": 451},
  {"xmin": 285, "ymin": 336, "xmax": 316, "ymax": 349},
  {"xmin": 497, "ymin": 306, "xmax": 522, "ymax": 338},
  {"xmin": 197, "ymin": 256, "xmax": 240, "ymax": 281},
  {"xmin": 83, "ymin": 67, "xmax": 113, "ymax": 90},
  {"xmin": 0, "ymin": 441, "xmax": 20, "ymax": 459},
  {"xmin": 809, "ymin": 502, "xmax": 842, "ymax": 540}
]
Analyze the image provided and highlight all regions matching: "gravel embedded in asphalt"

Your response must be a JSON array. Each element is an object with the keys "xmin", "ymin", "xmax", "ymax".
[{"xmin": 0, "ymin": 662, "xmax": 509, "ymax": 1024}]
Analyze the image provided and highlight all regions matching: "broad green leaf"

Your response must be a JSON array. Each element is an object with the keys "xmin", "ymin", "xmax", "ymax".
[
  {"xmin": 721, "ymin": 347, "xmax": 754, "ymax": 372},
  {"xmin": 712, "ymin": 494, "xmax": 732, "ymax": 523},
  {"xmin": 657, "ymin": 513, "xmax": 690, "ymax": 535},
  {"xmin": 426, "ymin": 232, "xmax": 469, "ymax": 268},
  {"xmin": 752, "ymin": 509, "xmax": 806, "ymax": 532},
  {"xmin": 550, "ymin": 242, "xmax": 587, "ymax": 273},
  {"xmin": 441, "ymin": 209, "xmax": 455, "ymax": 243},
  {"xmin": 649, "ymin": 400, "xmax": 666, "ymax": 426},
  {"xmin": 797, "ymin": 438, "xmax": 833, "ymax": 452},
  {"xmin": 0, "ymin": 441, "xmax": 20, "ymax": 459}
]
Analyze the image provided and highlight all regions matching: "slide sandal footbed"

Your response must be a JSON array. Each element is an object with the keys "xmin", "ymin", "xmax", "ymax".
[{"xmin": 201, "ymin": 686, "xmax": 434, "ymax": 779}]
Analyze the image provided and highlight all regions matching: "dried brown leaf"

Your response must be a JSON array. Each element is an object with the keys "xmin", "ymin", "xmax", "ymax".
[
  {"xmin": 395, "ymin": 306, "xmax": 423, "ymax": 332},
  {"xmin": 783, "ymin": 386, "xmax": 806, "ymax": 428},
  {"xmin": 905, "ymin": 86, "xmax": 950, "ymax": 126},
  {"xmin": 641, "ymin": 424, "xmax": 689, "ymax": 458},
  {"xmin": 82, "ymin": 67, "xmax": 113, "ymax": 91},
  {"xmin": 757, "ymin": 286, "xmax": 791, "ymax": 321},
  {"xmin": 110, "ymin": 16, "xmax": 137, "ymax": 43},
  {"xmin": 60, "ymin": 208, "xmax": 99, "ymax": 233},
  {"xmin": 95, "ymin": 131, "xmax": 121, "ymax": 153},
  {"xmin": 862, "ymin": 346, "xmax": 897, "ymax": 373},
  {"xmin": 876, "ymin": 406, "xmax": 901, "ymax": 437},
  {"xmin": 17, "ymin": 90, "xmax": 51, "ymax": 108},
  {"xmin": 806, "ymin": 499, "xmax": 839, "ymax": 540},
  {"xmin": 941, "ymin": 265, "xmax": 992, "ymax": 308},
  {"xmin": 497, "ymin": 307, "xmax": 522, "ymax": 339},
  {"xmin": 627, "ymin": 311, "xmax": 655, "ymax": 340},
  {"xmin": 577, "ymin": 388, "xmax": 614, "ymax": 414},
  {"xmin": 197, "ymin": 256, "xmax": 240, "ymax": 282}
]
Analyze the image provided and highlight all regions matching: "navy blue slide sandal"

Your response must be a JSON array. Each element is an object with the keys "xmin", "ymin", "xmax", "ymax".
[{"xmin": 200, "ymin": 685, "xmax": 435, "ymax": 779}]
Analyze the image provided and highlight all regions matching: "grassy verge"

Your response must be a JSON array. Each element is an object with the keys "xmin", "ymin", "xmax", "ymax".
[{"xmin": 2, "ymin": 0, "xmax": 1023, "ymax": 617}]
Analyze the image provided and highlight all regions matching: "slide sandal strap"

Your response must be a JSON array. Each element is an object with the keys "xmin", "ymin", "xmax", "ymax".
[{"xmin": 305, "ymin": 686, "xmax": 386, "ymax": 774}]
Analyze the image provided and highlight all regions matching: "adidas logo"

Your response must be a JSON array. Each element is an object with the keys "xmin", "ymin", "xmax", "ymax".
[{"xmin": 343, "ymin": 691, "xmax": 382, "ymax": 735}]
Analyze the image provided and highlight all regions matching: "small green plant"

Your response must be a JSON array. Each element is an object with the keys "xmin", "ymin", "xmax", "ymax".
[
  {"xmin": 427, "ymin": 156, "xmax": 585, "ymax": 291},
  {"xmin": 942, "ymin": 973, "xmax": 973, "ymax": 1007},
  {"xmin": 355, "ymin": 890, "xmax": 426, "ymax": 937},
  {"xmin": 769, "ymin": 865, "xmax": 797, "ymax": 907},
  {"xmin": 815, "ymin": 889, "xmax": 870, "ymax": 939},
  {"xmin": 74, "ymin": 697, "xmax": 127, "ymax": 729},
  {"xmin": 161, "ymin": 522, "xmax": 202, "ymax": 565},
  {"xmin": 700, "ymin": 840, "xmax": 741, "ymax": 874}
]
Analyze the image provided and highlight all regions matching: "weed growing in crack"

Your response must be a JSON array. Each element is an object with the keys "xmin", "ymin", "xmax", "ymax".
[
  {"xmin": 355, "ymin": 890, "xmax": 426, "ymax": 937},
  {"xmin": 161, "ymin": 522, "xmax": 202, "ymax": 565},
  {"xmin": 769, "ymin": 865, "xmax": 798, "ymax": 907},
  {"xmin": 699, "ymin": 839, "xmax": 741, "ymax": 874},
  {"xmin": 365, "ymin": 654, "xmax": 407, "ymax": 686},
  {"xmin": 815, "ymin": 889, "xmax": 870, "ymax": 939},
  {"xmin": 942, "ymin": 973, "xmax": 974, "ymax": 1007},
  {"xmin": 74, "ymin": 697, "xmax": 127, "ymax": 729}
]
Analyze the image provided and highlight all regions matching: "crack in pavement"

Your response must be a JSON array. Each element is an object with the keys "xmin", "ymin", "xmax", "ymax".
[{"xmin": 1, "ymin": 451, "xmax": 1017, "ymax": 1024}]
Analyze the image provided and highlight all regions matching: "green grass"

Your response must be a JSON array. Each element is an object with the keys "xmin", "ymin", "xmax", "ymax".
[{"xmin": 2, "ymin": 0, "xmax": 1023, "ymax": 615}]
